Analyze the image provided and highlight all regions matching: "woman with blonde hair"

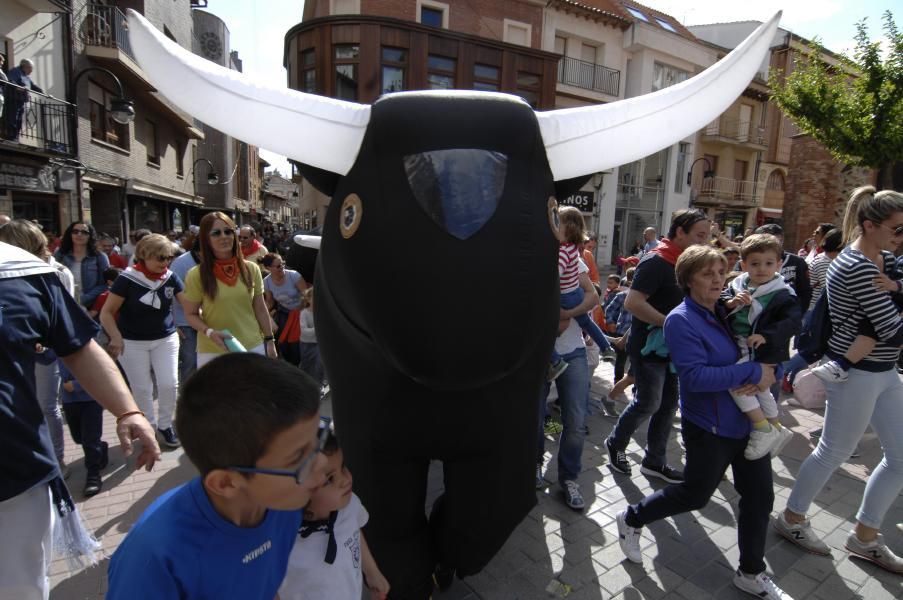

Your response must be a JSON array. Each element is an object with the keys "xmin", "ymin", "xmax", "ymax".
[
  {"xmin": 181, "ymin": 212, "xmax": 276, "ymax": 368},
  {"xmin": 101, "ymin": 234, "xmax": 185, "ymax": 448},
  {"xmin": 776, "ymin": 186, "xmax": 903, "ymax": 573}
]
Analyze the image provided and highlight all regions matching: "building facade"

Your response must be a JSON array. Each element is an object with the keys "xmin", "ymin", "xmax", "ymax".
[
  {"xmin": 689, "ymin": 21, "xmax": 876, "ymax": 250},
  {"xmin": 0, "ymin": 0, "xmax": 78, "ymax": 236},
  {"xmin": 72, "ymin": 0, "xmax": 205, "ymax": 240}
]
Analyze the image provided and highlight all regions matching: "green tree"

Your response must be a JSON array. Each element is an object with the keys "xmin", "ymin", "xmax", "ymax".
[{"xmin": 769, "ymin": 11, "xmax": 902, "ymax": 189}]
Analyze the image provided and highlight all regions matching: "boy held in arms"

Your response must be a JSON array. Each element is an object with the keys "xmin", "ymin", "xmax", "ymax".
[
  {"xmin": 723, "ymin": 234, "xmax": 801, "ymax": 460},
  {"xmin": 279, "ymin": 422, "xmax": 390, "ymax": 599},
  {"xmin": 108, "ymin": 353, "xmax": 327, "ymax": 599}
]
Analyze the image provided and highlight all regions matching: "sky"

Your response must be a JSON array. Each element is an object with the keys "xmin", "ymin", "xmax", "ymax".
[{"xmin": 201, "ymin": 1, "xmax": 898, "ymax": 175}]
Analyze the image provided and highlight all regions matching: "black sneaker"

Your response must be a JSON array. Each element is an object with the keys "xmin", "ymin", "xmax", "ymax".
[
  {"xmin": 605, "ymin": 437, "xmax": 632, "ymax": 475},
  {"xmin": 158, "ymin": 427, "xmax": 181, "ymax": 448},
  {"xmin": 640, "ymin": 462, "xmax": 684, "ymax": 483},
  {"xmin": 84, "ymin": 471, "xmax": 102, "ymax": 497}
]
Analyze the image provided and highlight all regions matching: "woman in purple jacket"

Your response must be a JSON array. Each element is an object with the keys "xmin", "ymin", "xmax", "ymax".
[{"xmin": 613, "ymin": 245, "xmax": 791, "ymax": 600}]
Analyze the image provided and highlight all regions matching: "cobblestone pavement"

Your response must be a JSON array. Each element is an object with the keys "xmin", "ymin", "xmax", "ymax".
[{"xmin": 50, "ymin": 359, "xmax": 903, "ymax": 599}]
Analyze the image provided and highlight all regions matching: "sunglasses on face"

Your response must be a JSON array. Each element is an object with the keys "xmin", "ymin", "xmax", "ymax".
[
  {"xmin": 228, "ymin": 416, "xmax": 331, "ymax": 486},
  {"xmin": 238, "ymin": 236, "xmax": 251, "ymax": 241},
  {"xmin": 156, "ymin": 255, "xmax": 174, "ymax": 262},
  {"xmin": 71, "ymin": 229, "xmax": 90, "ymax": 236},
  {"xmin": 875, "ymin": 221, "xmax": 903, "ymax": 237},
  {"xmin": 210, "ymin": 228, "xmax": 236, "ymax": 237}
]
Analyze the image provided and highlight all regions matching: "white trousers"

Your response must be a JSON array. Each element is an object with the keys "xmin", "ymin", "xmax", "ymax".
[
  {"xmin": 118, "ymin": 332, "xmax": 180, "ymax": 429},
  {"xmin": 196, "ymin": 343, "xmax": 265, "ymax": 369},
  {"xmin": 0, "ymin": 484, "xmax": 55, "ymax": 600}
]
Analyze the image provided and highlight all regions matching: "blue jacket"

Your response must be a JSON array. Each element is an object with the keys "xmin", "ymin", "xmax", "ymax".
[
  {"xmin": 55, "ymin": 251, "xmax": 109, "ymax": 308},
  {"xmin": 663, "ymin": 296, "xmax": 762, "ymax": 439}
]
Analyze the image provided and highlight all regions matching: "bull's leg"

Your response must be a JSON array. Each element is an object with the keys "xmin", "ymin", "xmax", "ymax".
[{"xmin": 360, "ymin": 456, "xmax": 435, "ymax": 600}]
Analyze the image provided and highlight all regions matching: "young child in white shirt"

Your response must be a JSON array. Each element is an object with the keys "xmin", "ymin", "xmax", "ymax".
[{"xmin": 279, "ymin": 422, "xmax": 390, "ymax": 600}]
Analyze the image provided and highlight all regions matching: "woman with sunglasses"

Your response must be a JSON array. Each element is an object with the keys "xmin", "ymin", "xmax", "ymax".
[
  {"xmin": 776, "ymin": 186, "xmax": 903, "ymax": 573},
  {"xmin": 55, "ymin": 221, "xmax": 110, "ymax": 309},
  {"xmin": 262, "ymin": 252, "xmax": 306, "ymax": 365},
  {"xmin": 100, "ymin": 234, "xmax": 185, "ymax": 448},
  {"xmin": 181, "ymin": 212, "xmax": 277, "ymax": 369}
]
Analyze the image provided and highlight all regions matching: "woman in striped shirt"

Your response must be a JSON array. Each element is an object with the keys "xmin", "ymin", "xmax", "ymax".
[{"xmin": 776, "ymin": 186, "xmax": 903, "ymax": 574}]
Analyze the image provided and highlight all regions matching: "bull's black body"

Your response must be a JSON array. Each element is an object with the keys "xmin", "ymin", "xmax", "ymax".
[{"xmin": 291, "ymin": 92, "xmax": 564, "ymax": 598}]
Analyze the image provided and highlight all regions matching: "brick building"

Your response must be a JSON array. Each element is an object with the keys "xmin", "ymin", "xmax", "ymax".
[
  {"xmin": 690, "ymin": 21, "xmax": 876, "ymax": 250},
  {"xmin": 72, "ymin": 0, "xmax": 205, "ymax": 239}
]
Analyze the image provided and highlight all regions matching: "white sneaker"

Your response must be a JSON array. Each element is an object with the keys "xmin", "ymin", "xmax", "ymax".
[
  {"xmin": 745, "ymin": 426, "xmax": 783, "ymax": 460},
  {"xmin": 772, "ymin": 512, "xmax": 831, "ymax": 555},
  {"xmin": 733, "ymin": 569, "xmax": 794, "ymax": 599},
  {"xmin": 770, "ymin": 427, "xmax": 794, "ymax": 457},
  {"xmin": 811, "ymin": 360, "xmax": 849, "ymax": 383},
  {"xmin": 616, "ymin": 509, "xmax": 643, "ymax": 564},
  {"xmin": 845, "ymin": 532, "xmax": 903, "ymax": 574}
]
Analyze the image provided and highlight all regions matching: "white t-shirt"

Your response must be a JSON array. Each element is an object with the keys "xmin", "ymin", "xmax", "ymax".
[
  {"xmin": 554, "ymin": 259, "xmax": 589, "ymax": 356},
  {"xmin": 279, "ymin": 493, "xmax": 369, "ymax": 600}
]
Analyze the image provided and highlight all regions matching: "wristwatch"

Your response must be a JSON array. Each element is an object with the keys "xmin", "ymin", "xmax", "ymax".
[{"xmin": 205, "ymin": 328, "xmax": 215, "ymax": 338}]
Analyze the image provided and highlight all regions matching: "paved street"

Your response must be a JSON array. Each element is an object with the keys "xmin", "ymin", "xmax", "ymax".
[{"xmin": 50, "ymin": 358, "xmax": 903, "ymax": 599}]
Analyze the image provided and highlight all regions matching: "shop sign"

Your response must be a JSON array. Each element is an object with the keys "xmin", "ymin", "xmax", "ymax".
[
  {"xmin": 0, "ymin": 161, "xmax": 55, "ymax": 193},
  {"xmin": 559, "ymin": 191, "xmax": 595, "ymax": 214}
]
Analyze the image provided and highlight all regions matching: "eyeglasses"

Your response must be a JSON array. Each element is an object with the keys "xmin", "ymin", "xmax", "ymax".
[
  {"xmin": 156, "ymin": 255, "xmax": 174, "ymax": 262},
  {"xmin": 238, "ymin": 236, "xmax": 251, "ymax": 241},
  {"xmin": 71, "ymin": 229, "xmax": 90, "ymax": 236},
  {"xmin": 229, "ymin": 417, "xmax": 330, "ymax": 486},
  {"xmin": 874, "ymin": 221, "xmax": 903, "ymax": 237},
  {"xmin": 210, "ymin": 228, "xmax": 236, "ymax": 237}
]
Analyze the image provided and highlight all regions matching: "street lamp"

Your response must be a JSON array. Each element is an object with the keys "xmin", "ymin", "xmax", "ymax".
[
  {"xmin": 191, "ymin": 158, "xmax": 219, "ymax": 196},
  {"xmin": 687, "ymin": 157, "xmax": 715, "ymax": 185},
  {"xmin": 72, "ymin": 67, "xmax": 135, "ymax": 124}
]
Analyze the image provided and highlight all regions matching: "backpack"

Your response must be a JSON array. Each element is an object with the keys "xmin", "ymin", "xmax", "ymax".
[{"xmin": 797, "ymin": 289, "xmax": 855, "ymax": 364}]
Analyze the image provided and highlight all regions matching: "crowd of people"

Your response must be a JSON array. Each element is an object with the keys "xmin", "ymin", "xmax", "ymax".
[{"xmin": 1, "ymin": 185, "xmax": 902, "ymax": 600}]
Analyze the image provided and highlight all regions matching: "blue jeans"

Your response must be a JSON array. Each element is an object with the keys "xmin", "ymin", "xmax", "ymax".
[
  {"xmin": 551, "ymin": 288, "xmax": 611, "ymax": 364},
  {"xmin": 608, "ymin": 354, "xmax": 678, "ymax": 468},
  {"xmin": 537, "ymin": 348, "xmax": 589, "ymax": 482},
  {"xmin": 177, "ymin": 326, "xmax": 197, "ymax": 387},
  {"xmin": 787, "ymin": 368, "xmax": 903, "ymax": 528}
]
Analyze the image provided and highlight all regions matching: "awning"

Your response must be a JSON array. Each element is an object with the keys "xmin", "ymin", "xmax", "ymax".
[
  {"xmin": 758, "ymin": 207, "xmax": 783, "ymax": 216},
  {"xmin": 127, "ymin": 180, "xmax": 203, "ymax": 206}
]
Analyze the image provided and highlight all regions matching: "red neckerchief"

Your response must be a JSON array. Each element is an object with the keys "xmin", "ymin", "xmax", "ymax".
[
  {"xmin": 133, "ymin": 261, "xmax": 168, "ymax": 281},
  {"xmin": 213, "ymin": 257, "xmax": 240, "ymax": 286},
  {"xmin": 649, "ymin": 238, "xmax": 683, "ymax": 265},
  {"xmin": 241, "ymin": 239, "xmax": 261, "ymax": 258}
]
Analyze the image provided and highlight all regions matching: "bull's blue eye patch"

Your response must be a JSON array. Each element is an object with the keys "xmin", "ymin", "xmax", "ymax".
[{"xmin": 403, "ymin": 149, "xmax": 507, "ymax": 240}]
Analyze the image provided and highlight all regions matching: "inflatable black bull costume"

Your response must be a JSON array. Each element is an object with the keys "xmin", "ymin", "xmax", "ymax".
[{"xmin": 128, "ymin": 10, "xmax": 781, "ymax": 598}]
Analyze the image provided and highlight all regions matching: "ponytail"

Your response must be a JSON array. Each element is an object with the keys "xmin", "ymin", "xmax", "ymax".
[{"xmin": 841, "ymin": 186, "xmax": 875, "ymax": 245}]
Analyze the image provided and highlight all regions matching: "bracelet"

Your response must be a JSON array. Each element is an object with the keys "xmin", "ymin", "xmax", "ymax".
[
  {"xmin": 263, "ymin": 336, "xmax": 276, "ymax": 342},
  {"xmin": 116, "ymin": 410, "xmax": 145, "ymax": 425},
  {"xmin": 205, "ymin": 327, "xmax": 215, "ymax": 338}
]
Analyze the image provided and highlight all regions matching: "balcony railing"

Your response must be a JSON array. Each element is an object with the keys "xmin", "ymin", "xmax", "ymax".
[
  {"xmin": 0, "ymin": 83, "xmax": 76, "ymax": 156},
  {"xmin": 557, "ymin": 56, "xmax": 620, "ymax": 97},
  {"xmin": 79, "ymin": 4, "xmax": 134, "ymax": 60},
  {"xmin": 703, "ymin": 116, "xmax": 765, "ymax": 146},
  {"xmin": 694, "ymin": 176, "xmax": 760, "ymax": 207}
]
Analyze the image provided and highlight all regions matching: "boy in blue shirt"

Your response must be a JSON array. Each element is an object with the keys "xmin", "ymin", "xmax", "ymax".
[{"xmin": 108, "ymin": 353, "xmax": 328, "ymax": 599}]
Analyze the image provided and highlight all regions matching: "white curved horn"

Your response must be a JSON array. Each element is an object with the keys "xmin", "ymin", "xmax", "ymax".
[
  {"xmin": 126, "ymin": 9, "xmax": 370, "ymax": 175},
  {"xmin": 294, "ymin": 235, "xmax": 322, "ymax": 249},
  {"xmin": 537, "ymin": 12, "xmax": 781, "ymax": 181}
]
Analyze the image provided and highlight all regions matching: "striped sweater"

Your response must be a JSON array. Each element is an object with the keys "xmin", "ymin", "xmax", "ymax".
[
  {"xmin": 558, "ymin": 243, "xmax": 581, "ymax": 293},
  {"xmin": 826, "ymin": 247, "xmax": 903, "ymax": 369}
]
